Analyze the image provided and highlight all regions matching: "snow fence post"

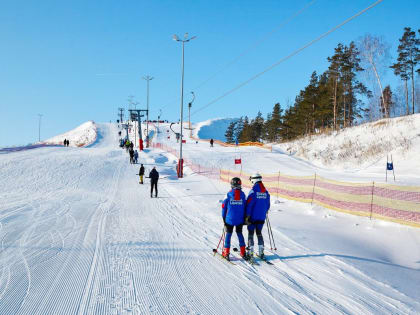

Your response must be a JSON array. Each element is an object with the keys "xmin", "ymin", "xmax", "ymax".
[
  {"xmin": 370, "ymin": 182, "xmax": 375, "ymax": 220},
  {"xmin": 311, "ymin": 173, "xmax": 317, "ymax": 205}
]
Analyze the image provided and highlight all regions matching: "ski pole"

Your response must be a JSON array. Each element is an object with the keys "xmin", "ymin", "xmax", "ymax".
[
  {"xmin": 266, "ymin": 217, "xmax": 273, "ymax": 250},
  {"xmin": 213, "ymin": 227, "xmax": 225, "ymax": 255},
  {"xmin": 267, "ymin": 216, "xmax": 277, "ymax": 250}
]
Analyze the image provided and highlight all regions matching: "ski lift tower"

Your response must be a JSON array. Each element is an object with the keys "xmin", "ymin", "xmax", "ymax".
[
  {"xmin": 129, "ymin": 109, "xmax": 148, "ymax": 150},
  {"xmin": 118, "ymin": 108, "xmax": 124, "ymax": 126},
  {"xmin": 121, "ymin": 122, "xmax": 132, "ymax": 141},
  {"xmin": 157, "ymin": 109, "xmax": 162, "ymax": 134}
]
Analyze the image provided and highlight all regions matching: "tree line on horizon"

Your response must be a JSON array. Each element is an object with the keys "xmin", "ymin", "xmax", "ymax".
[{"xmin": 225, "ymin": 27, "xmax": 420, "ymax": 143}]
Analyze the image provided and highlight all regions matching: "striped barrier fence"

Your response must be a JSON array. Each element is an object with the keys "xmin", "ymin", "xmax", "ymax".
[
  {"xmin": 151, "ymin": 141, "xmax": 420, "ymax": 228},
  {"xmin": 219, "ymin": 169, "xmax": 420, "ymax": 228}
]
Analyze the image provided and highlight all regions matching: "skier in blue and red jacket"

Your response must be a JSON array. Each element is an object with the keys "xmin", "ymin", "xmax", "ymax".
[
  {"xmin": 245, "ymin": 173, "xmax": 270, "ymax": 259},
  {"xmin": 221, "ymin": 177, "xmax": 247, "ymax": 260}
]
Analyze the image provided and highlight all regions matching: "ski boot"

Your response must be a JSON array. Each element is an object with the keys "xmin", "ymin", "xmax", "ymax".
[
  {"xmin": 258, "ymin": 245, "xmax": 264, "ymax": 259},
  {"xmin": 222, "ymin": 248, "xmax": 230, "ymax": 261},
  {"xmin": 240, "ymin": 246, "xmax": 248, "ymax": 260},
  {"xmin": 247, "ymin": 246, "xmax": 254, "ymax": 259}
]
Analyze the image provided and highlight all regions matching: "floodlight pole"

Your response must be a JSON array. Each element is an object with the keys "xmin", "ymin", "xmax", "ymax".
[
  {"xmin": 143, "ymin": 75, "xmax": 154, "ymax": 147},
  {"xmin": 173, "ymin": 33, "xmax": 196, "ymax": 178},
  {"xmin": 38, "ymin": 114, "xmax": 43, "ymax": 142}
]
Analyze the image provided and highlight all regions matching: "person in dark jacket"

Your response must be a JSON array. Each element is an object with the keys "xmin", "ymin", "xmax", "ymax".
[
  {"xmin": 129, "ymin": 148, "xmax": 134, "ymax": 164},
  {"xmin": 63, "ymin": 139, "xmax": 67, "ymax": 146},
  {"xmin": 134, "ymin": 150, "xmax": 139, "ymax": 164},
  {"xmin": 221, "ymin": 177, "xmax": 247, "ymax": 260},
  {"xmin": 149, "ymin": 167, "xmax": 159, "ymax": 198},
  {"xmin": 139, "ymin": 164, "xmax": 145, "ymax": 184},
  {"xmin": 210, "ymin": 138, "xmax": 214, "ymax": 147},
  {"xmin": 245, "ymin": 173, "xmax": 270, "ymax": 259}
]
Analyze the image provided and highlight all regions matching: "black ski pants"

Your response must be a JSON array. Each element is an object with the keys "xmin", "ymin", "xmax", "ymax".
[
  {"xmin": 247, "ymin": 222, "xmax": 265, "ymax": 247},
  {"xmin": 151, "ymin": 179, "xmax": 158, "ymax": 197}
]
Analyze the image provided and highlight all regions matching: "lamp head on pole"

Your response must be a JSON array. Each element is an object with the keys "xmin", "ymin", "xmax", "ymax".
[{"xmin": 172, "ymin": 34, "xmax": 179, "ymax": 41}]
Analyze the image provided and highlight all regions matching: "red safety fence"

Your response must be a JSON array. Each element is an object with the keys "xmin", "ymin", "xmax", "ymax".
[{"xmin": 151, "ymin": 141, "xmax": 420, "ymax": 228}]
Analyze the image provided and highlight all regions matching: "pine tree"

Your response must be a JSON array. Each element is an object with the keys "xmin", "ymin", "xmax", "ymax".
[
  {"xmin": 234, "ymin": 117, "xmax": 244, "ymax": 142},
  {"xmin": 391, "ymin": 27, "xmax": 419, "ymax": 114},
  {"xmin": 327, "ymin": 44, "xmax": 344, "ymax": 130},
  {"xmin": 265, "ymin": 103, "xmax": 282, "ymax": 142},
  {"xmin": 250, "ymin": 111, "xmax": 264, "ymax": 142},
  {"xmin": 239, "ymin": 116, "xmax": 252, "ymax": 142},
  {"xmin": 224, "ymin": 121, "xmax": 236, "ymax": 143}
]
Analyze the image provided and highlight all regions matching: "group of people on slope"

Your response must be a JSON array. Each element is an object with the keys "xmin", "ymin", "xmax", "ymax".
[
  {"xmin": 63, "ymin": 139, "xmax": 70, "ymax": 147},
  {"xmin": 138, "ymin": 164, "xmax": 160, "ymax": 198},
  {"xmin": 122, "ymin": 139, "xmax": 138, "ymax": 164},
  {"xmin": 221, "ymin": 173, "xmax": 270, "ymax": 261}
]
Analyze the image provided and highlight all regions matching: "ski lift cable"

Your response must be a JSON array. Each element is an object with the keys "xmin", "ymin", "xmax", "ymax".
[
  {"xmin": 192, "ymin": 0, "xmax": 317, "ymax": 91},
  {"xmin": 190, "ymin": 0, "xmax": 384, "ymax": 118},
  {"xmin": 160, "ymin": 0, "xmax": 317, "ymax": 114}
]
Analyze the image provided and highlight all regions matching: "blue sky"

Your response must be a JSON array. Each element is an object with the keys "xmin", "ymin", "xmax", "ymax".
[{"xmin": 0, "ymin": 0, "xmax": 419, "ymax": 146}]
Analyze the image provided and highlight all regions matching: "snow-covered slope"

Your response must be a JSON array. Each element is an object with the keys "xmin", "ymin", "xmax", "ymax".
[
  {"xmin": 43, "ymin": 121, "xmax": 97, "ymax": 147},
  {"xmin": 1, "ymin": 122, "xmax": 419, "ymax": 314},
  {"xmin": 277, "ymin": 114, "xmax": 420, "ymax": 170},
  {"xmin": 194, "ymin": 118, "xmax": 238, "ymax": 142}
]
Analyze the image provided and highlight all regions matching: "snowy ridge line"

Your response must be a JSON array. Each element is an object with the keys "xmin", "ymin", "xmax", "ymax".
[{"xmin": 152, "ymin": 141, "xmax": 420, "ymax": 228}]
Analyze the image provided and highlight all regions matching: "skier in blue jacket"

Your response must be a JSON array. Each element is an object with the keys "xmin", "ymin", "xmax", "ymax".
[
  {"xmin": 245, "ymin": 173, "xmax": 270, "ymax": 259},
  {"xmin": 221, "ymin": 177, "xmax": 247, "ymax": 260}
]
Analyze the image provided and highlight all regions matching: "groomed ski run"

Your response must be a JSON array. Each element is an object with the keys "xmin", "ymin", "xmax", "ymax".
[{"xmin": 1, "ymin": 122, "xmax": 419, "ymax": 314}]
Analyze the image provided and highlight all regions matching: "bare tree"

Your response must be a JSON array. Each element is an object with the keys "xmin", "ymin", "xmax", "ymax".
[{"xmin": 357, "ymin": 34, "xmax": 391, "ymax": 118}]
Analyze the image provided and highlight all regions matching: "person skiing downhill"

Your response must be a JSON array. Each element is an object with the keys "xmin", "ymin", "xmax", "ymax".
[
  {"xmin": 149, "ymin": 167, "xmax": 159, "ymax": 198},
  {"xmin": 139, "ymin": 164, "xmax": 145, "ymax": 184},
  {"xmin": 245, "ymin": 173, "xmax": 270, "ymax": 259},
  {"xmin": 221, "ymin": 177, "xmax": 247, "ymax": 260}
]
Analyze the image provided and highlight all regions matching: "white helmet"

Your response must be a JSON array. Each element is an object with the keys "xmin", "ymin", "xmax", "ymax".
[{"xmin": 250, "ymin": 173, "xmax": 262, "ymax": 184}]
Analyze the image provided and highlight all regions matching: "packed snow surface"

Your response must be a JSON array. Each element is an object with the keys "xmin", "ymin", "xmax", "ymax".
[{"xmin": 1, "ymin": 122, "xmax": 419, "ymax": 314}]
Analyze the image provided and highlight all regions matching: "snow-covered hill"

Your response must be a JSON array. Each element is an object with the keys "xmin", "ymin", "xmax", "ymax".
[
  {"xmin": 43, "ymin": 121, "xmax": 97, "ymax": 147},
  {"xmin": 278, "ymin": 114, "xmax": 420, "ymax": 170}
]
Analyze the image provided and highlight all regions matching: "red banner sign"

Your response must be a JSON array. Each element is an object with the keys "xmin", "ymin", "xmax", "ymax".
[{"xmin": 235, "ymin": 159, "xmax": 241, "ymax": 164}]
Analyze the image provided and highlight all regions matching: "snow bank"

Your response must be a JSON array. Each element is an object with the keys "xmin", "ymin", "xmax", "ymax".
[
  {"xmin": 43, "ymin": 121, "xmax": 97, "ymax": 147},
  {"xmin": 195, "ymin": 118, "xmax": 238, "ymax": 142},
  {"xmin": 277, "ymin": 114, "xmax": 420, "ymax": 170}
]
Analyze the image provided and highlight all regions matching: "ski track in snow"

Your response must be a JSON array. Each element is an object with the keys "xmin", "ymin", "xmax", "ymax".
[{"xmin": 0, "ymin": 123, "xmax": 419, "ymax": 314}]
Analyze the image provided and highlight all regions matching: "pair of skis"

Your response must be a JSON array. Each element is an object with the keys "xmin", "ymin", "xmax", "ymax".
[
  {"xmin": 232, "ymin": 247, "xmax": 273, "ymax": 265},
  {"xmin": 212, "ymin": 248, "xmax": 273, "ymax": 266}
]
